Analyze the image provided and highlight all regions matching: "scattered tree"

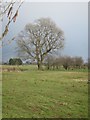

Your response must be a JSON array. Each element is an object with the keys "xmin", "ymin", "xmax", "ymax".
[
  {"xmin": 72, "ymin": 57, "xmax": 84, "ymax": 69},
  {"xmin": 45, "ymin": 54, "xmax": 55, "ymax": 70},
  {"xmin": 45, "ymin": 55, "xmax": 86, "ymax": 70},
  {"xmin": 60, "ymin": 56, "xmax": 72, "ymax": 70}
]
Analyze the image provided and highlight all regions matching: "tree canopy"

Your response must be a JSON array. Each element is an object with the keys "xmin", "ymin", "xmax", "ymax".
[{"xmin": 17, "ymin": 18, "xmax": 64, "ymax": 70}]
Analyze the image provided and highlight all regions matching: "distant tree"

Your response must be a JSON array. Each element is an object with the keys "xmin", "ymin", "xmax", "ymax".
[
  {"xmin": 72, "ymin": 57, "xmax": 84, "ymax": 69},
  {"xmin": 17, "ymin": 18, "xmax": 64, "ymax": 70},
  {"xmin": 15, "ymin": 58, "xmax": 22, "ymax": 65},
  {"xmin": 9, "ymin": 58, "xmax": 22, "ymax": 65},
  {"xmin": 57, "ymin": 56, "xmax": 72, "ymax": 70},
  {"xmin": 9, "ymin": 58, "xmax": 14, "ymax": 65},
  {"xmin": 55, "ymin": 57, "xmax": 64, "ymax": 69},
  {"xmin": 45, "ymin": 55, "xmax": 73, "ymax": 70},
  {"xmin": 3, "ymin": 62, "xmax": 8, "ymax": 65},
  {"xmin": 82, "ymin": 62, "xmax": 88, "ymax": 69},
  {"xmin": 45, "ymin": 54, "xmax": 55, "ymax": 70}
]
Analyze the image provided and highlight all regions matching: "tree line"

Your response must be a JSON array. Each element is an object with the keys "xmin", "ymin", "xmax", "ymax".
[
  {"xmin": 2, "ymin": 17, "xmax": 88, "ymax": 71},
  {"xmin": 6, "ymin": 56, "xmax": 88, "ymax": 71},
  {"xmin": 16, "ymin": 18, "xmax": 88, "ymax": 71},
  {"xmin": 45, "ymin": 55, "xmax": 88, "ymax": 70}
]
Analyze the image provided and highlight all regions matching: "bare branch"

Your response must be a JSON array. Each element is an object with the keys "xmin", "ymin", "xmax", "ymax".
[
  {"xmin": 0, "ymin": 0, "xmax": 24, "ymax": 40},
  {"xmin": 17, "ymin": 18, "xmax": 64, "ymax": 70}
]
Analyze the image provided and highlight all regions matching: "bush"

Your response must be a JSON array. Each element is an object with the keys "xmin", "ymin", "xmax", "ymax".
[{"xmin": 9, "ymin": 58, "xmax": 22, "ymax": 65}]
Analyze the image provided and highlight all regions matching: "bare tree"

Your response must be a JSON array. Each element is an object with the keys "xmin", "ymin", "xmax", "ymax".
[
  {"xmin": 0, "ymin": 0, "xmax": 24, "ymax": 40},
  {"xmin": 54, "ymin": 57, "xmax": 63, "ymax": 69},
  {"xmin": 45, "ymin": 54, "xmax": 55, "ymax": 70},
  {"xmin": 45, "ymin": 55, "xmax": 85, "ymax": 70},
  {"xmin": 72, "ymin": 57, "xmax": 84, "ymax": 69},
  {"xmin": 17, "ymin": 18, "xmax": 64, "ymax": 70},
  {"xmin": 60, "ymin": 56, "xmax": 73, "ymax": 70}
]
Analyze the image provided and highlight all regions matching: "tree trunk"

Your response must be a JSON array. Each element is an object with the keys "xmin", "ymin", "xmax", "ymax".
[
  {"xmin": 47, "ymin": 64, "xmax": 50, "ymax": 70},
  {"xmin": 37, "ymin": 61, "xmax": 42, "ymax": 70}
]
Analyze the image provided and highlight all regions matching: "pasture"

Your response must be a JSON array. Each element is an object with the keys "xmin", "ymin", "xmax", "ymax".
[
  {"xmin": 0, "ymin": 66, "xmax": 2, "ymax": 119},
  {"xmin": 2, "ymin": 65, "xmax": 88, "ymax": 118}
]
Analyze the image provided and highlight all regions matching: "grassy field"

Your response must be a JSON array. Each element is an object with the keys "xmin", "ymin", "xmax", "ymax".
[
  {"xmin": 2, "ymin": 65, "xmax": 88, "ymax": 118},
  {"xmin": 0, "ymin": 68, "xmax": 2, "ymax": 119}
]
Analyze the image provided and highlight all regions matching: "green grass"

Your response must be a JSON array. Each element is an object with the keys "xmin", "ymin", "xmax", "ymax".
[
  {"xmin": 0, "ymin": 71, "xmax": 2, "ymax": 119},
  {"xmin": 2, "ymin": 65, "xmax": 88, "ymax": 118}
]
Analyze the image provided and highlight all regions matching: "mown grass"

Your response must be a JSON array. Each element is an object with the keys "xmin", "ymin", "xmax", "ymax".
[
  {"xmin": 2, "ymin": 65, "xmax": 88, "ymax": 118},
  {"xmin": 0, "ymin": 71, "xmax": 2, "ymax": 119}
]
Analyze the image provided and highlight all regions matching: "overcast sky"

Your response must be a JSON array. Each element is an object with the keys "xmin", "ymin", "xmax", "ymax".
[{"xmin": 2, "ymin": 2, "xmax": 88, "ymax": 62}]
